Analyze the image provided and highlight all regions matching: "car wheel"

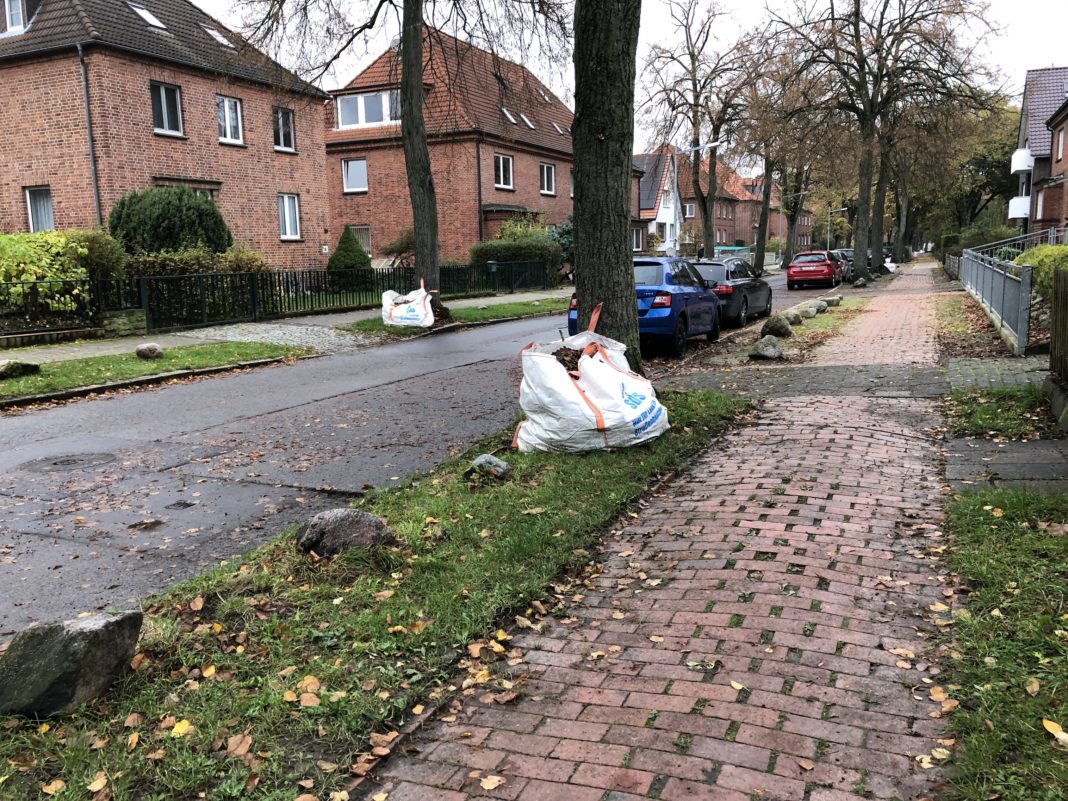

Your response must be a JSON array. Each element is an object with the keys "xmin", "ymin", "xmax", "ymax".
[
  {"xmin": 734, "ymin": 298, "xmax": 749, "ymax": 327},
  {"xmin": 706, "ymin": 310, "xmax": 721, "ymax": 342},
  {"xmin": 670, "ymin": 315, "xmax": 688, "ymax": 358},
  {"xmin": 787, "ymin": 282, "xmax": 797, "ymax": 290},
  {"xmin": 759, "ymin": 290, "xmax": 773, "ymax": 317}
]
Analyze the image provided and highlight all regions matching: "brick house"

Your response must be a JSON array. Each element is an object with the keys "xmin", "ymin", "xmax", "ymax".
[
  {"xmin": 0, "ymin": 0, "xmax": 330, "ymax": 268},
  {"xmin": 327, "ymin": 31, "xmax": 580, "ymax": 263},
  {"xmin": 633, "ymin": 146, "xmax": 683, "ymax": 255},
  {"xmin": 1009, "ymin": 67, "xmax": 1068, "ymax": 232},
  {"xmin": 1035, "ymin": 93, "xmax": 1068, "ymax": 231}
]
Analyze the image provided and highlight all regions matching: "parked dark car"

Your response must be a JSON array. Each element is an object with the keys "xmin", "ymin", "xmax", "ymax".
[
  {"xmin": 786, "ymin": 251, "xmax": 844, "ymax": 289},
  {"xmin": 567, "ymin": 257, "xmax": 721, "ymax": 357},
  {"xmin": 831, "ymin": 249, "xmax": 854, "ymax": 281},
  {"xmin": 692, "ymin": 259, "xmax": 772, "ymax": 327}
]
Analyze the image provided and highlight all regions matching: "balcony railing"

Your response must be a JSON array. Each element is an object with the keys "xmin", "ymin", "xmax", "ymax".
[
  {"xmin": 1008, "ymin": 195, "xmax": 1031, "ymax": 219},
  {"xmin": 1011, "ymin": 147, "xmax": 1035, "ymax": 174}
]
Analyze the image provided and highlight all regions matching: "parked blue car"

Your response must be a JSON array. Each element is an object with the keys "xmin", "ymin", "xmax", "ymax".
[{"xmin": 568, "ymin": 257, "xmax": 721, "ymax": 356}]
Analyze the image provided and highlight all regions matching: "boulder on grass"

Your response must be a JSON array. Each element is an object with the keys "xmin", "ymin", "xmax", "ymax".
[
  {"xmin": 465, "ymin": 454, "xmax": 510, "ymax": 479},
  {"xmin": 784, "ymin": 310, "xmax": 803, "ymax": 325},
  {"xmin": 797, "ymin": 306, "xmax": 817, "ymax": 319},
  {"xmin": 135, "ymin": 343, "xmax": 164, "ymax": 360},
  {"xmin": 810, "ymin": 301, "xmax": 829, "ymax": 314},
  {"xmin": 0, "ymin": 611, "xmax": 143, "ymax": 716},
  {"xmin": 760, "ymin": 315, "xmax": 793, "ymax": 339},
  {"xmin": 853, "ymin": 277, "xmax": 868, "ymax": 288},
  {"xmin": 824, "ymin": 296, "xmax": 843, "ymax": 307},
  {"xmin": 0, "ymin": 360, "xmax": 41, "ymax": 379},
  {"xmin": 749, "ymin": 335, "xmax": 784, "ymax": 360},
  {"xmin": 296, "ymin": 508, "xmax": 395, "ymax": 557}
]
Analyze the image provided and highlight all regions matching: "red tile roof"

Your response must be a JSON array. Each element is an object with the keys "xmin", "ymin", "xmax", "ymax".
[
  {"xmin": 328, "ymin": 30, "xmax": 573, "ymax": 154},
  {"xmin": 677, "ymin": 156, "xmax": 760, "ymax": 203}
]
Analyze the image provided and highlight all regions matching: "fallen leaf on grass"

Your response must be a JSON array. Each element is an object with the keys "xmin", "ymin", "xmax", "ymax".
[
  {"xmin": 283, "ymin": 690, "xmax": 298, "ymax": 702},
  {"xmin": 329, "ymin": 792, "xmax": 350, "ymax": 801},
  {"xmin": 225, "ymin": 734, "xmax": 252, "ymax": 758},
  {"xmin": 86, "ymin": 772, "xmax": 108, "ymax": 792},
  {"xmin": 126, "ymin": 732, "xmax": 139, "ymax": 752},
  {"xmin": 1025, "ymin": 677, "xmax": 1040, "ymax": 697},
  {"xmin": 41, "ymin": 780, "xmax": 65, "ymax": 795},
  {"xmin": 123, "ymin": 713, "xmax": 142, "ymax": 728},
  {"xmin": 295, "ymin": 795, "xmax": 317, "ymax": 801},
  {"xmin": 521, "ymin": 508, "xmax": 544, "ymax": 515},
  {"xmin": 372, "ymin": 590, "xmax": 394, "ymax": 602},
  {"xmin": 297, "ymin": 675, "xmax": 321, "ymax": 693},
  {"xmin": 189, "ymin": 596, "xmax": 204, "ymax": 611},
  {"xmin": 170, "ymin": 719, "xmax": 192, "ymax": 738},
  {"xmin": 299, "ymin": 693, "xmax": 320, "ymax": 708},
  {"xmin": 1042, "ymin": 719, "xmax": 1068, "ymax": 748}
]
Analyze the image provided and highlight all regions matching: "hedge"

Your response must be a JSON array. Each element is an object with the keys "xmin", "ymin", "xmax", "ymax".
[
  {"xmin": 469, "ymin": 235, "xmax": 562, "ymax": 286},
  {"xmin": 109, "ymin": 187, "xmax": 232, "ymax": 254},
  {"xmin": 1015, "ymin": 244, "xmax": 1068, "ymax": 300},
  {"xmin": 126, "ymin": 246, "xmax": 269, "ymax": 278}
]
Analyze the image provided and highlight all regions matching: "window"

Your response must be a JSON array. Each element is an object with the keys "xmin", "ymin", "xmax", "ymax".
[
  {"xmin": 1036, "ymin": 188, "xmax": 1045, "ymax": 219},
  {"xmin": 632, "ymin": 227, "xmax": 642, "ymax": 251},
  {"xmin": 539, "ymin": 163, "xmax": 555, "ymax": 195},
  {"xmin": 216, "ymin": 96, "xmax": 243, "ymax": 144},
  {"xmin": 201, "ymin": 25, "xmax": 233, "ymax": 47},
  {"xmin": 25, "ymin": 186, "xmax": 53, "ymax": 232},
  {"xmin": 668, "ymin": 223, "xmax": 675, "ymax": 240},
  {"xmin": 656, "ymin": 222, "xmax": 667, "ymax": 241},
  {"xmin": 278, "ymin": 194, "xmax": 300, "ymax": 240},
  {"xmin": 5, "ymin": 0, "xmax": 23, "ymax": 32},
  {"xmin": 552, "ymin": 122, "xmax": 565, "ymax": 135},
  {"xmin": 336, "ymin": 91, "xmax": 400, "ymax": 129},
  {"xmin": 342, "ymin": 158, "xmax": 368, "ymax": 193},
  {"xmin": 128, "ymin": 2, "xmax": 165, "ymax": 28},
  {"xmin": 150, "ymin": 82, "xmax": 182, "ymax": 135},
  {"xmin": 570, "ymin": 169, "xmax": 574, "ymax": 198},
  {"xmin": 519, "ymin": 112, "xmax": 536, "ymax": 130},
  {"xmin": 1059, "ymin": 128, "xmax": 1065, "ymax": 161},
  {"xmin": 273, "ymin": 107, "xmax": 295, "ymax": 151},
  {"xmin": 351, "ymin": 225, "xmax": 372, "ymax": 253},
  {"xmin": 494, "ymin": 154, "xmax": 513, "ymax": 189},
  {"xmin": 501, "ymin": 107, "xmax": 517, "ymax": 124},
  {"xmin": 684, "ymin": 203, "xmax": 695, "ymax": 218}
]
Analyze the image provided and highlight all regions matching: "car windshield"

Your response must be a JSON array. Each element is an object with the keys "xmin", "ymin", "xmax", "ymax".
[
  {"xmin": 792, "ymin": 253, "xmax": 826, "ymax": 264},
  {"xmin": 633, "ymin": 262, "xmax": 664, "ymax": 286},
  {"xmin": 695, "ymin": 263, "xmax": 728, "ymax": 282}
]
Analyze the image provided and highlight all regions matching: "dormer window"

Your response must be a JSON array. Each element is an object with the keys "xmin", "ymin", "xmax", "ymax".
[
  {"xmin": 501, "ymin": 107, "xmax": 517, "ymax": 125},
  {"xmin": 519, "ymin": 113, "xmax": 535, "ymax": 130},
  {"xmin": 337, "ymin": 91, "xmax": 400, "ymax": 129},
  {"xmin": 5, "ymin": 0, "xmax": 24, "ymax": 32},
  {"xmin": 552, "ymin": 122, "xmax": 565, "ymax": 135},
  {"xmin": 202, "ymin": 25, "xmax": 234, "ymax": 48},
  {"xmin": 128, "ymin": 2, "xmax": 165, "ymax": 29}
]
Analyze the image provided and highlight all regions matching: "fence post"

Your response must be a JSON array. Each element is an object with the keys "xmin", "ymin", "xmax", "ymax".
[
  {"xmin": 250, "ymin": 273, "xmax": 260, "ymax": 321},
  {"xmin": 1016, "ymin": 264, "xmax": 1032, "ymax": 357},
  {"xmin": 199, "ymin": 274, "xmax": 207, "ymax": 325},
  {"xmin": 138, "ymin": 277, "xmax": 150, "ymax": 332}
]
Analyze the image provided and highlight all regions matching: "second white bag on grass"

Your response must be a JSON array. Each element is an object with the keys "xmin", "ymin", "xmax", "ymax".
[{"xmin": 382, "ymin": 282, "xmax": 434, "ymax": 327}]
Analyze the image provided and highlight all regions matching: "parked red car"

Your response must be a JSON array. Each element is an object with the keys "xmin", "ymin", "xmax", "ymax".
[{"xmin": 786, "ymin": 251, "xmax": 844, "ymax": 290}]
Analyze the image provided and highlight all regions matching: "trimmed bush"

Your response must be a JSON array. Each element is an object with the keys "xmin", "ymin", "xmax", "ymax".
[
  {"xmin": 109, "ymin": 187, "xmax": 232, "ymax": 254},
  {"xmin": 469, "ymin": 234, "xmax": 562, "ymax": 287},
  {"xmin": 217, "ymin": 244, "xmax": 269, "ymax": 274},
  {"xmin": 327, "ymin": 226, "xmax": 374, "ymax": 291},
  {"xmin": 1015, "ymin": 244, "xmax": 1068, "ymax": 299},
  {"xmin": 126, "ymin": 246, "xmax": 268, "ymax": 278},
  {"xmin": 66, "ymin": 229, "xmax": 128, "ymax": 282}
]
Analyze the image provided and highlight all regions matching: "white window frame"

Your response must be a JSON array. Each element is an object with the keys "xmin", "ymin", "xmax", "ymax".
[
  {"xmin": 128, "ymin": 2, "xmax": 165, "ymax": 28},
  {"xmin": 342, "ymin": 158, "xmax": 368, "ymax": 193},
  {"xmin": 1059, "ymin": 128, "xmax": 1065, "ymax": 161},
  {"xmin": 519, "ymin": 112, "xmax": 536, "ymax": 130},
  {"xmin": 25, "ymin": 186, "xmax": 53, "ymax": 232},
  {"xmin": 552, "ymin": 122, "xmax": 565, "ymax": 135},
  {"xmin": 539, "ymin": 163, "xmax": 556, "ymax": 196},
  {"xmin": 501, "ymin": 106, "xmax": 517, "ymax": 125},
  {"xmin": 5, "ymin": 0, "xmax": 24, "ymax": 33},
  {"xmin": 1036, "ymin": 188, "xmax": 1045, "ymax": 219},
  {"xmin": 684, "ymin": 202, "xmax": 695, "ymax": 219},
  {"xmin": 336, "ymin": 91, "xmax": 400, "ymax": 130},
  {"xmin": 494, "ymin": 153, "xmax": 513, "ymax": 190},
  {"xmin": 278, "ymin": 194, "xmax": 301, "ymax": 240},
  {"xmin": 273, "ymin": 107, "xmax": 295, "ymax": 152},
  {"xmin": 632, "ymin": 227, "xmax": 642, "ymax": 251},
  {"xmin": 201, "ymin": 24, "xmax": 233, "ymax": 48},
  {"xmin": 150, "ymin": 82, "xmax": 182, "ymax": 136},
  {"xmin": 216, "ymin": 96, "xmax": 243, "ymax": 144}
]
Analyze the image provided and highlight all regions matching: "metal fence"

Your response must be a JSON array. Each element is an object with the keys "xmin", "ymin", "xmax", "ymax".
[
  {"xmin": 1053, "ymin": 270, "xmax": 1068, "ymax": 381},
  {"xmin": 957, "ymin": 249, "xmax": 1033, "ymax": 356},
  {"xmin": 0, "ymin": 261, "xmax": 548, "ymax": 336},
  {"xmin": 969, "ymin": 226, "xmax": 1068, "ymax": 262}
]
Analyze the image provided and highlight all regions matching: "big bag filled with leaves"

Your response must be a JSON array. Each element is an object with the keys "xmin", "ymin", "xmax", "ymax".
[
  {"xmin": 514, "ymin": 306, "xmax": 669, "ymax": 452},
  {"xmin": 382, "ymin": 280, "xmax": 434, "ymax": 327}
]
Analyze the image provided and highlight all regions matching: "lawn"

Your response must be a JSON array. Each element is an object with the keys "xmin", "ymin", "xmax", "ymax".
[
  {"xmin": 0, "ymin": 388, "xmax": 746, "ymax": 800},
  {"xmin": 947, "ymin": 384, "xmax": 1059, "ymax": 440},
  {"xmin": 942, "ymin": 489, "xmax": 1068, "ymax": 801},
  {"xmin": 0, "ymin": 342, "xmax": 307, "ymax": 401},
  {"xmin": 342, "ymin": 297, "xmax": 570, "ymax": 338}
]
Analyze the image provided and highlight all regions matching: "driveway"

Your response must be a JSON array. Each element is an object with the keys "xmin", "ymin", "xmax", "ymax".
[{"xmin": 0, "ymin": 315, "xmax": 568, "ymax": 637}]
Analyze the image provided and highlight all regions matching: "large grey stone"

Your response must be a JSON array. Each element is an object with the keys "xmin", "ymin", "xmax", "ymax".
[
  {"xmin": 0, "ymin": 611, "xmax": 142, "ymax": 716},
  {"xmin": 465, "ymin": 453, "xmax": 510, "ymax": 479},
  {"xmin": 760, "ymin": 315, "xmax": 793, "ymax": 339},
  {"xmin": 296, "ymin": 508, "xmax": 394, "ymax": 557},
  {"xmin": 810, "ymin": 301, "xmax": 829, "ymax": 314},
  {"xmin": 824, "ymin": 295, "xmax": 843, "ymax": 307},
  {"xmin": 0, "ymin": 360, "xmax": 41, "ymax": 379},
  {"xmin": 853, "ymin": 277, "xmax": 868, "ymax": 288},
  {"xmin": 784, "ymin": 310, "xmax": 803, "ymax": 325},
  {"xmin": 135, "ymin": 343, "xmax": 164, "ymax": 360},
  {"xmin": 749, "ymin": 335, "xmax": 784, "ymax": 360},
  {"xmin": 797, "ymin": 306, "xmax": 818, "ymax": 319}
]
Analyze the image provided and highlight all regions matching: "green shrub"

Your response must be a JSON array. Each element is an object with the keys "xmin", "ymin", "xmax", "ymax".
[
  {"xmin": 469, "ymin": 234, "xmax": 562, "ymax": 287},
  {"xmin": 381, "ymin": 227, "xmax": 415, "ymax": 267},
  {"xmin": 960, "ymin": 222, "xmax": 1017, "ymax": 251},
  {"xmin": 550, "ymin": 214, "xmax": 574, "ymax": 265},
  {"xmin": 766, "ymin": 236, "xmax": 786, "ymax": 254},
  {"xmin": 217, "ymin": 244, "xmax": 269, "ymax": 274},
  {"xmin": 1014, "ymin": 244, "xmax": 1068, "ymax": 299},
  {"xmin": 0, "ymin": 232, "xmax": 89, "ymax": 313},
  {"xmin": 126, "ymin": 246, "xmax": 269, "ymax": 278},
  {"xmin": 109, "ymin": 187, "xmax": 232, "ymax": 254},
  {"xmin": 327, "ymin": 226, "xmax": 374, "ymax": 291},
  {"xmin": 66, "ymin": 229, "xmax": 127, "ymax": 282}
]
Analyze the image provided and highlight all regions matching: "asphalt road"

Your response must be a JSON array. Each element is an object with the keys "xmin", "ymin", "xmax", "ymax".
[
  {"xmin": 0, "ymin": 315, "xmax": 570, "ymax": 636},
  {"xmin": 763, "ymin": 268, "xmax": 843, "ymax": 313}
]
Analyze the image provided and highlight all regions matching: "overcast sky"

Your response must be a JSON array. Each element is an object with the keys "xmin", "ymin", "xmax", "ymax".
[{"xmin": 198, "ymin": 0, "xmax": 1060, "ymax": 103}]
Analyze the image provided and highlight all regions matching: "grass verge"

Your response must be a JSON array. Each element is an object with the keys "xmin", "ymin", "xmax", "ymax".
[
  {"xmin": 942, "ymin": 489, "xmax": 1068, "ymax": 801},
  {"xmin": 0, "ymin": 342, "xmax": 308, "ymax": 401},
  {"xmin": 0, "ymin": 388, "xmax": 746, "ymax": 800},
  {"xmin": 946, "ymin": 384, "xmax": 1059, "ymax": 440},
  {"xmin": 342, "ymin": 297, "xmax": 570, "ymax": 339}
]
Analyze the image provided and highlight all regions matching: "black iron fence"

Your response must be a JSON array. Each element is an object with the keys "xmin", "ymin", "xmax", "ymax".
[{"xmin": 0, "ymin": 261, "xmax": 548, "ymax": 336}]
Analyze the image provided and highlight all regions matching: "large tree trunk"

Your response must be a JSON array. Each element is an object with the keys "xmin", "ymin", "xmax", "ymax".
[
  {"xmin": 690, "ymin": 118, "xmax": 715, "ymax": 259},
  {"xmin": 400, "ymin": 0, "xmax": 440, "ymax": 297},
  {"xmin": 894, "ymin": 183, "xmax": 910, "ymax": 263},
  {"xmin": 752, "ymin": 155, "xmax": 773, "ymax": 274},
  {"xmin": 870, "ymin": 150, "xmax": 889, "ymax": 272},
  {"xmin": 853, "ymin": 125, "xmax": 876, "ymax": 280},
  {"xmin": 701, "ymin": 144, "xmax": 719, "ymax": 258},
  {"xmin": 573, "ymin": 0, "xmax": 643, "ymax": 371}
]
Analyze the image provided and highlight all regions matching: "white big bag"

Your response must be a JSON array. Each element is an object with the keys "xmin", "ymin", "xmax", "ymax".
[{"xmin": 382, "ymin": 280, "xmax": 435, "ymax": 327}]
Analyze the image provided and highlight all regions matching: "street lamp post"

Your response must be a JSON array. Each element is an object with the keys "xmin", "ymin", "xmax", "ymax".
[{"xmin": 827, "ymin": 206, "xmax": 848, "ymax": 249}]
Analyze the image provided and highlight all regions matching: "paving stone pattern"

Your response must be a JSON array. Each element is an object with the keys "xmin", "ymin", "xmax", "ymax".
[
  {"xmin": 366, "ymin": 265, "xmax": 955, "ymax": 800},
  {"xmin": 945, "ymin": 356, "xmax": 1049, "ymax": 391}
]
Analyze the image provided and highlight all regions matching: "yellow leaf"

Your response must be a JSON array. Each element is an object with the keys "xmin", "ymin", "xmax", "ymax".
[
  {"xmin": 283, "ymin": 690, "xmax": 298, "ymax": 702},
  {"xmin": 329, "ymin": 793, "xmax": 350, "ymax": 801},
  {"xmin": 170, "ymin": 719, "xmax": 192, "ymax": 738},
  {"xmin": 297, "ymin": 675, "xmax": 321, "ymax": 693},
  {"xmin": 409, "ymin": 619, "xmax": 430, "ymax": 635},
  {"xmin": 41, "ymin": 779, "xmax": 65, "ymax": 795},
  {"xmin": 480, "ymin": 775, "xmax": 506, "ymax": 790},
  {"xmin": 931, "ymin": 748, "xmax": 951, "ymax": 760},
  {"xmin": 930, "ymin": 686, "xmax": 948, "ymax": 702},
  {"xmin": 127, "ymin": 732, "xmax": 139, "ymax": 752},
  {"xmin": 888, "ymin": 647, "xmax": 915, "ymax": 659},
  {"xmin": 372, "ymin": 794, "xmax": 389, "ymax": 801},
  {"xmin": 37, "ymin": 723, "xmax": 50, "ymax": 734},
  {"xmin": 1026, "ymin": 677, "xmax": 1040, "ymax": 697},
  {"xmin": 411, "ymin": 705, "xmax": 425, "ymax": 715},
  {"xmin": 202, "ymin": 665, "xmax": 216, "ymax": 678},
  {"xmin": 990, "ymin": 608, "xmax": 1003, "ymax": 618},
  {"xmin": 495, "ymin": 629, "xmax": 511, "ymax": 641},
  {"xmin": 521, "ymin": 507, "xmax": 544, "ymax": 515},
  {"xmin": 1043, "ymin": 718, "xmax": 1068, "ymax": 747},
  {"xmin": 649, "ymin": 636, "xmax": 665, "ymax": 643},
  {"xmin": 189, "ymin": 596, "xmax": 204, "ymax": 611},
  {"xmin": 730, "ymin": 681, "xmax": 746, "ymax": 691},
  {"xmin": 86, "ymin": 772, "xmax": 108, "ymax": 792},
  {"xmin": 299, "ymin": 693, "xmax": 320, "ymax": 708},
  {"xmin": 990, "ymin": 507, "xmax": 1004, "ymax": 517},
  {"xmin": 928, "ymin": 602, "xmax": 950, "ymax": 613}
]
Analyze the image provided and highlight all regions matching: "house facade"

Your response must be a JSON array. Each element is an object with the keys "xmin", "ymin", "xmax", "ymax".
[
  {"xmin": 633, "ymin": 147, "xmax": 683, "ymax": 255},
  {"xmin": 1035, "ymin": 96, "xmax": 1068, "ymax": 231},
  {"xmin": 1009, "ymin": 67, "xmax": 1068, "ymax": 232},
  {"xmin": 326, "ymin": 33, "xmax": 577, "ymax": 263},
  {"xmin": 0, "ymin": 0, "xmax": 330, "ymax": 268}
]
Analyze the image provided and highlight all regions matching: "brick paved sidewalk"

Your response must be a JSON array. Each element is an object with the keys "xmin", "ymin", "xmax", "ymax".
[{"xmin": 363, "ymin": 266, "xmax": 954, "ymax": 801}]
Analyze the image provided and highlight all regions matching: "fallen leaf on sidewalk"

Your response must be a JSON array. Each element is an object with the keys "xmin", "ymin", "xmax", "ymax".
[{"xmin": 480, "ymin": 776, "xmax": 506, "ymax": 790}]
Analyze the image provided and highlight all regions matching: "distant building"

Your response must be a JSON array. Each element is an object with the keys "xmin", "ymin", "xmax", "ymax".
[
  {"xmin": 633, "ymin": 146, "xmax": 682, "ymax": 255},
  {"xmin": 1009, "ymin": 67, "xmax": 1068, "ymax": 232}
]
